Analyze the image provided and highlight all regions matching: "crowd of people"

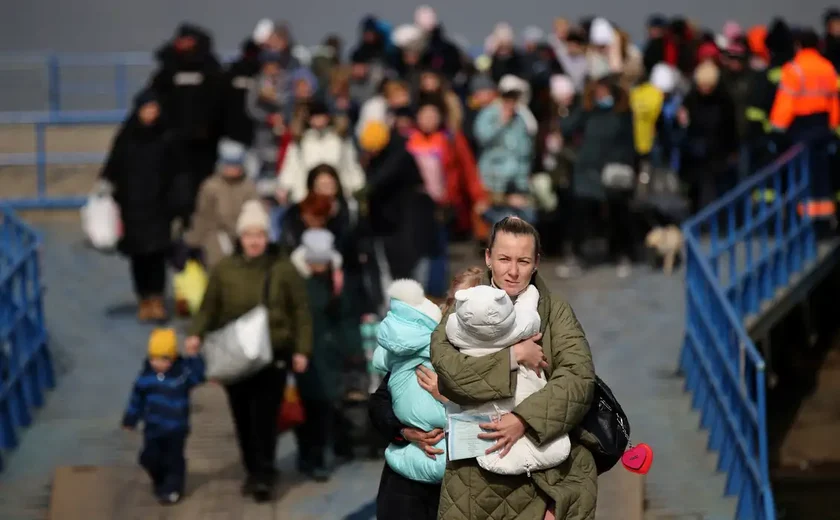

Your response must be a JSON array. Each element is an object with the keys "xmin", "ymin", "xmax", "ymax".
[{"xmin": 108, "ymin": 5, "xmax": 840, "ymax": 518}]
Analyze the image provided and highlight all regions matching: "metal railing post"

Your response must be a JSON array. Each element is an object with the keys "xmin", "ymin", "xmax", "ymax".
[
  {"xmin": 35, "ymin": 123, "xmax": 47, "ymax": 201},
  {"xmin": 47, "ymin": 54, "xmax": 61, "ymax": 112},
  {"xmin": 114, "ymin": 62, "xmax": 128, "ymax": 110}
]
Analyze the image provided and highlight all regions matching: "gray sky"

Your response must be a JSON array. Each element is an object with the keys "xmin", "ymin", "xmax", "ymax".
[{"xmin": 0, "ymin": 0, "xmax": 832, "ymax": 53}]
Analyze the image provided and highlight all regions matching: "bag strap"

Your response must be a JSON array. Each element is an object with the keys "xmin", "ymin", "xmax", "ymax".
[{"xmin": 262, "ymin": 263, "xmax": 273, "ymax": 304}]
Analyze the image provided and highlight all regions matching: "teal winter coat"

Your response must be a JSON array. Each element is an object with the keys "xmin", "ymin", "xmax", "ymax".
[{"xmin": 372, "ymin": 299, "xmax": 447, "ymax": 484}]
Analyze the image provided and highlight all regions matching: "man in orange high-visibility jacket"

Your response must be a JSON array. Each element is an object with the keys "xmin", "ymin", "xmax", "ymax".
[{"xmin": 770, "ymin": 29, "xmax": 840, "ymax": 231}]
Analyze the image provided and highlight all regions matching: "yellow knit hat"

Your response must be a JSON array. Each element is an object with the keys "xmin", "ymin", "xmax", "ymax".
[
  {"xmin": 148, "ymin": 328, "xmax": 178, "ymax": 359},
  {"xmin": 359, "ymin": 120, "xmax": 390, "ymax": 153}
]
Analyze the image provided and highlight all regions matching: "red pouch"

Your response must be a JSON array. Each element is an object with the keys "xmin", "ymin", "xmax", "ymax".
[{"xmin": 621, "ymin": 443, "xmax": 653, "ymax": 474}]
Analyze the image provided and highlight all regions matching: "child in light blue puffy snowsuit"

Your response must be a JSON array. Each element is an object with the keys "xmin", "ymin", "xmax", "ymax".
[{"xmin": 372, "ymin": 279, "xmax": 446, "ymax": 484}]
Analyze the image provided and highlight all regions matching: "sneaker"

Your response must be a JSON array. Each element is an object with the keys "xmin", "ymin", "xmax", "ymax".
[
  {"xmin": 616, "ymin": 258, "xmax": 632, "ymax": 279},
  {"xmin": 158, "ymin": 491, "xmax": 181, "ymax": 505},
  {"xmin": 555, "ymin": 258, "xmax": 583, "ymax": 279}
]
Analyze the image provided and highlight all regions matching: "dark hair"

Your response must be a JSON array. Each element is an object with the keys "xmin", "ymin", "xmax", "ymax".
[
  {"xmin": 487, "ymin": 216, "xmax": 542, "ymax": 256},
  {"xmin": 796, "ymin": 29, "xmax": 820, "ymax": 49},
  {"xmin": 306, "ymin": 163, "xmax": 341, "ymax": 195}
]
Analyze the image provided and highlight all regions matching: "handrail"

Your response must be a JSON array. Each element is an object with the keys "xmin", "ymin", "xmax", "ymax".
[
  {"xmin": 0, "ymin": 205, "xmax": 54, "ymax": 471},
  {"xmin": 0, "ymin": 111, "xmax": 128, "ymax": 209},
  {"xmin": 676, "ymin": 136, "xmax": 826, "ymax": 520}
]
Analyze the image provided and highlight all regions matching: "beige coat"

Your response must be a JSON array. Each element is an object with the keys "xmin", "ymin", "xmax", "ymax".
[{"xmin": 184, "ymin": 174, "xmax": 258, "ymax": 269}]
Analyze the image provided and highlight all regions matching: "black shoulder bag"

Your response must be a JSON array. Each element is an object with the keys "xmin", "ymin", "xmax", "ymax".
[{"xmin": 578, "ymin": 374, "xmax": 631, "ymax": 474}]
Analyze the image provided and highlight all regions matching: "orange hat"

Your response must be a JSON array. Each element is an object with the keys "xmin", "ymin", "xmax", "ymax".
[
  {"xmin": 747, "ymin": 26, "xmax": 769, "ymax": 62},
  {"xmin": 359, "ymin": 120, "xmax": 391, "ymax": 153}
]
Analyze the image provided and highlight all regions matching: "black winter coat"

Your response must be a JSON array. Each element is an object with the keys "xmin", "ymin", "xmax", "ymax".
[
  {"xmin": 221, "ymin": 40, "xmax": 262, "ymax": 146},
  {"xmin": 150, "ymin": 27, "xmax": 224, "ymax": 144},
  {"xmin": 101, "ymin": 114, "xmax": 180, "ymax": 256}
]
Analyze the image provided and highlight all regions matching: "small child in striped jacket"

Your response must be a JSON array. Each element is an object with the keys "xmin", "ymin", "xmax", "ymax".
[{"xmin": 122, "ymin": 328, "xmax": 205, "ymax": 505}]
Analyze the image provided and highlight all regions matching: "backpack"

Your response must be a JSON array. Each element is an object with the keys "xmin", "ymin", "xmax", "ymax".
[{"xmin": 578, "ymin": 375, "xmax": 631, "ymax": 474}]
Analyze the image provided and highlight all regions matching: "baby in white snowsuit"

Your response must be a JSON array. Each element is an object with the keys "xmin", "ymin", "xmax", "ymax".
[{"xmin": 445, "ymin": 284, "xmax": 571, "ymax": 475}]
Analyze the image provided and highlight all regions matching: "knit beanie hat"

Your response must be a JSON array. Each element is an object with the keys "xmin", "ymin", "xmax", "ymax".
[
  {"xmin": 301, "ymin": 228, "xmax": 336, "ymax": 265},
  {"xmin": 236, "ymin": 200, "xmax": 270, "ymax": 235},
  {"xmin": 387, "ymin": 279, "xmax": 442, "ymax": 324},
  {"xmin": 589, "ymin": 18, "xmax": 616, "ymax": 46},
  {"xmin": 359, "ymin": 120, "xmax": 391, "ymax": 153},
  {"xmin": 148, "ymin": 328, "xmax": 177, "ymax": 359},
  {"xmin": 218, "ymin": 138, "xmax": 246, "ymax": 166},
  {"xmin": 253, "ymin": 19, "xmax": 274, "ymax": 46},
  {"xmin": 650, "ymin": 63, "xmax": 678, "ymax": 94},
  {"xmin": 470, "ymin": 74, "xmax": 496, "ymax": 94}
]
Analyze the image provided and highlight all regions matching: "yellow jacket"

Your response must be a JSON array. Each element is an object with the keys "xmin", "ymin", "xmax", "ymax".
[{"xmin": 630, "ymin": 83, "xmax": 664, "ymax": 155}]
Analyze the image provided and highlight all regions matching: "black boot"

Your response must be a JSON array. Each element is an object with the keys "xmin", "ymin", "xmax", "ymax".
[
  {"xmin": 252, "ymin": 480, "xmax": 273, "ymax": 503},
  {"xmin": 240, "ymin": 475, "xmax": 257, "ymax": 497}
]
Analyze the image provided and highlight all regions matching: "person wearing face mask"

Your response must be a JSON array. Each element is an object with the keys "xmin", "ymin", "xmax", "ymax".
[
  {"xmin": 556, "ymin": 77, "xmax": 636, "ymax": 278},
  {"xmin": 277, "ymin": 100, "xmax": 365, "ymax": 204}
]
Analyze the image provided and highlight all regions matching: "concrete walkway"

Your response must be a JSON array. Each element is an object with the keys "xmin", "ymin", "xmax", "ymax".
[{"xmin": 0, "ymin": 217, "xmax": 735, "ymax": 519}]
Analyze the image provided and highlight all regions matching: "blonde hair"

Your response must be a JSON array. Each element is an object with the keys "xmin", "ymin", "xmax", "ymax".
[{"xmin": 442, "ymin": 267, "xmax": 484, "ymax": 314}]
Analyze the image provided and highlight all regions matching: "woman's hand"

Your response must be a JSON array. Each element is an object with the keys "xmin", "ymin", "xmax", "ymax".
[
  {"xmin": 401, "ymin": 427, "xmax": 445, "ymax": 459},
  {"xmin": 478, "ymin": 413, "xmax": 527, "ymax": 458},
  {"xmin": 416, "ymin": 365, "xmax": 448, "ymax": 404},
  {"xmin": 292, "ymin": 353, "xmax": 308, "ymax": 373},
  {"xmin": 185, "ymin": 336, "xmax": 202, "ymax": 355},
  {"xmin": 513, "ymin": 333, "xmax": 547, "ymax": 374}
]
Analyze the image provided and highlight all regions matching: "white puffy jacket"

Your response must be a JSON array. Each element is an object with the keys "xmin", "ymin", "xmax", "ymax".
[{"xmin": 445, "ymin": 285, "xmax": 571, "ymax": 475}]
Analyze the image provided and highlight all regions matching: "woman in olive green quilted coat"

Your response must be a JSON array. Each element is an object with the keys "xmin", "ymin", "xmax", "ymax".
[{"xmin": 430, "ymin": 217, "xmax": 598, "ymax": 520}]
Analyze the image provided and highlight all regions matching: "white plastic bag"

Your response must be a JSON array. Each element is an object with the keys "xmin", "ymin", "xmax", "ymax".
[
  {"xmin": 81, "ymin": 186, "xmax": 121, "ymax": 251},
  {"xmin": 202, "ymin": 305, "xmax": 273, "ymax": 384}
]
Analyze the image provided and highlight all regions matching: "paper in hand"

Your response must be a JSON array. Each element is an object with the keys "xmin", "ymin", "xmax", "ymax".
[{"xmin": 446, "ymin": 413, "xmax": 495, "ymax": 461}]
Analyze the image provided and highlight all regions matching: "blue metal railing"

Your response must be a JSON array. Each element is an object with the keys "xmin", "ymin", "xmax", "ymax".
[
  {"xmin": 680, "ymin": 139, "xmax": 822, "ymax": 520},
  {"xmin": 0, "ymin": 110, "xmax": 127, "ymax": 209},
  {"xmin": 0, "ymin": 51, "xmax": 238, "ymax": 112},
  {"xmin": 0, "ymin": 206, "xmax": 54, "ymax": 471}
]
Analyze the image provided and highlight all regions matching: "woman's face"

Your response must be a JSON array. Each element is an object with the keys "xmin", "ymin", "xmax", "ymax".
[
  {"xmin": 309, "ymin": 113, "xmax": 330, "ymax": 130},
  {"xmin": 594, "ymin": 83, "xmax": 611, "ymax": 101},
  {"xmin": 420, "ymin": 72, "xmax": 441, "ymax": 93},
  {"xmin": 387, "ymin": 88, "xmax": 410, "ymax": 108},
  {"xmin": 240, "ymin": 228, "xmax": 268, "ymax": 258},
  {"xmin": 138, "ymin": 101, "xmax": 160, "ymax": 126},
  {"xmin": 311, "ymin": 172, "xmax": 339, "ymax": 199},
  {"xmin": 416, "ymin": 105, "xmax": 441, "ymax": 133},
  {"xmin": 485, "ymin": 231, "xmax": 538, "ymax": 296}
]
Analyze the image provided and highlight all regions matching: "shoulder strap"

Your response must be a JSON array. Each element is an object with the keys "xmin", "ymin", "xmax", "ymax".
[{"xmin": 263, "ymin": 263, "xmax": 274, "ymax": 303}]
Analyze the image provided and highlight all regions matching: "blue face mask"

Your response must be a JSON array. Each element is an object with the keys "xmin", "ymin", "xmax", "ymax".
[{"xmin": 597, "ymin": 96, "xmax": 614, "ymax": 108}]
